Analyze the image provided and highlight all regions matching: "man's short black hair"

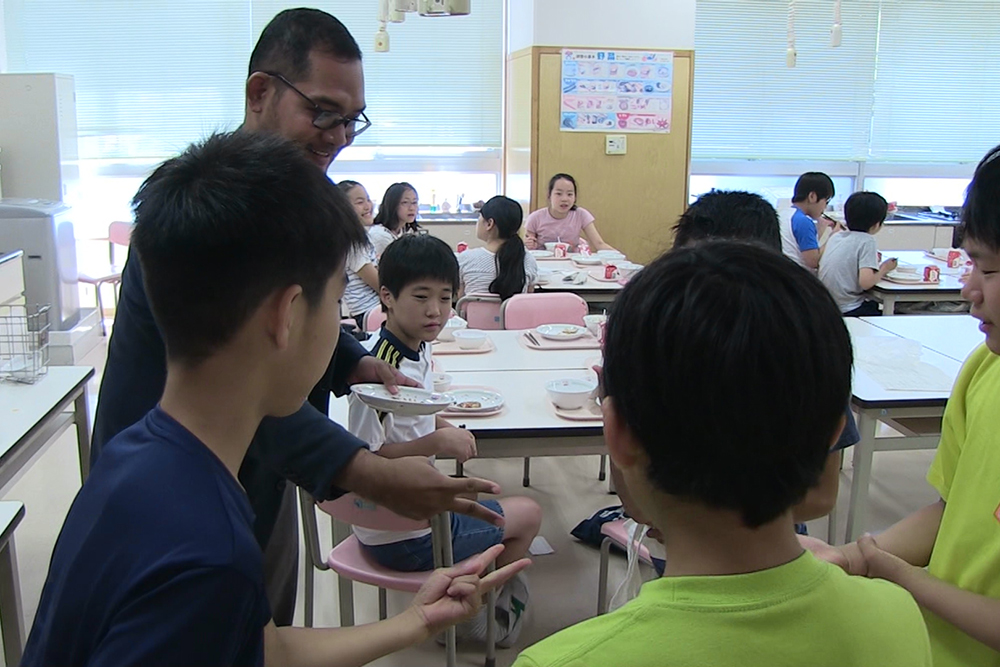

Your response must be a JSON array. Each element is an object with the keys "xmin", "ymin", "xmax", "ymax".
[
  {"xmin": 603, "ymin": 241, "xmax": 853, "ymax": 528},
  {"xmin": 961, "ymin": 143, "xmax": 1000, "ymax": 252},
  {"xmin": 844, "ymin": 192, "xmax": 889, "ymax": 233},
  {"xmin": 792, "ymin": 172, "xmax": 835, "ymax": 203},
  {"xmin": 131, "ymin": 131, "xmax": 365, "ymax": 363},
  {"xmin": 249, "ymin": 8, "xmax": 362, "ymax": 82},
  {"xmin": 674, "ymin": 190, "xmax": 781, "ymax": 251},
  {"xmin": 379, "ymin": 234, "xmax": 460, "ymax": 299}
]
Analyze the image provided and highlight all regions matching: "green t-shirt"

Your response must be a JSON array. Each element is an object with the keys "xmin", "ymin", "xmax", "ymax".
[
  {"xmin": 926, "ymin": 343, "xmax": 1000, "ymax": 667},
  {"xmin": 513, "ymin": 551, "xmax": 930, "ymax": 667}
]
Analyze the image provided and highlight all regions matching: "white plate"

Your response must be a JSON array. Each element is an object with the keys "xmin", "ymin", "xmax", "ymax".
[
  {"xmin": 535, "ymin": 323, "xmax": 587, "ymax": 341},
  {"xmin": 569, "ymin": 254, "xmax": 602, "ymax": 265},
  {"xmin": 885, "ymin": 270, "xmax": 927, "ymax": 284},
  {"xmin": 350, "ymin": 384, "xmax": 453, "ymax": 416},
  {"xmin": 443, "ymin": 389, "xmax": 504, "ymax": 413},
  {"xmin": 529, "ymin": 250, "xmax": 554, "ymax": 258}
]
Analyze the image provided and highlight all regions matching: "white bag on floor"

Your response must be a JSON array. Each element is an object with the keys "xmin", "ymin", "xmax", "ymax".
[{"xmin": 609, "ymin": 519, "xmax": 649, "ymax": 612}]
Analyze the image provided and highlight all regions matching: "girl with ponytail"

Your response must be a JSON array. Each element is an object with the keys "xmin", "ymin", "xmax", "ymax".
[{"xmin": 458, "ymin": 195, "xmax": 539, "ymax": 300}]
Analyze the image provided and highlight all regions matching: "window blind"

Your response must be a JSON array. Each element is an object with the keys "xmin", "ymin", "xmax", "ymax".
[{"xmin": 3, "ymin": 1, "xmax": 502, "ymax": 160}]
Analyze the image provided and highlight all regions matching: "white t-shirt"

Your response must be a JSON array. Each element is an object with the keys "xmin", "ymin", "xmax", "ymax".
[
  {"xmin": 458, "ymin": 246, "xmax": 539, "ymax": 296},
  {"xmin": 368, "ymin": 225, "xmax": 402, "ymax": 259},
  {"xmin": 348, "ymin": 328, "xmax": 436, "ymax": 546},
  {"xmin": 344, "ymin": 242, "xmax": 380, "ymax": 317},
  {"xmin": 779, "ymin": 207, "xmax": 821, "ymax": 272}
]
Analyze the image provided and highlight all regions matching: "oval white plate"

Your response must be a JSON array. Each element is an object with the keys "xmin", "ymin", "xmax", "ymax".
[
  {"xmin": 535, "ymin": 323, "xmax": 587, "ymax": 341},
  {"xmin": 443, "ymin": 389, "xmax": 504, "ymax": 413},
  {"xmin": 569, "ymin": 254, "xmax": 602, "ymax": 265},
  {"xmin": 529, "ymin": 250, "xmax": 554, "ymax": 258},
  {"xmin": 886, "ymin": 270, "xmax": 927, "ymax": 284},
  {"xmin": 350, "ymin": 384, "xmax": 453, "ymax": 416}
]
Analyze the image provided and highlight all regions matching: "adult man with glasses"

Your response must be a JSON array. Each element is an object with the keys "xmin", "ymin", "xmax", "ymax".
[{"xmin": 91, "ymin": 8, "xmax": 503, "ymax": 626}]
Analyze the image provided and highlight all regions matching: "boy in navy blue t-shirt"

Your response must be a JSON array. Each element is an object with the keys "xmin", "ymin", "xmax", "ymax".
[{"xmin": 22, "ymin": 132, "xmax": 527, "ymax": 666}]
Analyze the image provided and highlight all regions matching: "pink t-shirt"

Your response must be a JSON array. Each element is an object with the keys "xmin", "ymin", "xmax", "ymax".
[{"xmin": 525, "ymin": 207, "xmax": 595, "ymax": 251}]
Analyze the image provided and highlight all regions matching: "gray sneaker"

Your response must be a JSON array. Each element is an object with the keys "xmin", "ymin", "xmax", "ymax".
[{"xmin": 496, "ymin": 572, "xmax": 530, "ymax": 648}]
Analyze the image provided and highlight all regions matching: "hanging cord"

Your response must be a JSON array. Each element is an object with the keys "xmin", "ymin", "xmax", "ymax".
[
  {"xmin": 787, "ymin": 0, "xmax": 797, "ymax": 67},
  {"xmin": 831, "ymin": 0, "xmax": 843, "ymax": 47}
]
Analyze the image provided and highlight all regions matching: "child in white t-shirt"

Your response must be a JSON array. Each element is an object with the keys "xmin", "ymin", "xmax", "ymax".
[
  {"xmin": 458, "ymin": 195, "xmax": 538, "ymax": 300},
  {"xmin": 337, "ymin": 180, "xmax": 380, "ymax": 325}
]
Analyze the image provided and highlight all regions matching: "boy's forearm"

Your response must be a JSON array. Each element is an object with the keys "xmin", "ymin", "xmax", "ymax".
[
  {"xmin": 377, "ymin": 432, "xmax": 442, "ymax": 459},
  {"xmin": 873, "ymin": 499, "xmax": 945, "ymax": 567},
  {"xmin": 265, "ymin": 610, "xmax": 427, "ymax": 667},
  {"xmin": 889, "ymin": 567, "xmax": 1000, "ymax": 653}
]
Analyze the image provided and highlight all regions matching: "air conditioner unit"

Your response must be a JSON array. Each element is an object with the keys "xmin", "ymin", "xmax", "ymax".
[{"xmin": 419, "ymin": 0, "xmax": 471, "ymax": 16}]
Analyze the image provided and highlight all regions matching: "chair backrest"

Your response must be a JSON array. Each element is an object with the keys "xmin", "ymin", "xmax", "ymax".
[
  {"xmin": 456, "ymin": 293, "xmax": 502, "ymax": 330},
  {"xmin": 501, "ymin": 292, "xmax": 588, "ymax": 330},
  {"xmin": 364, "ymin": 305, "xmax": 387, "ymax": 332},
  {"xmin": 108, "ymin": 221, "xmax": 133, "ymax": 246},
  {"xmin": 317, "ymin": 493, "xmax": 430, "ymax": 532}
]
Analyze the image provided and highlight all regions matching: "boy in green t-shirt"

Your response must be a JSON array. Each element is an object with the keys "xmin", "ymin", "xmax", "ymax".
[
  {"xmin": 513, "ymin": 240, "xmax": 931, "ymax": 667},
  {"xmin": 807, "ymin": 144, "xmax": 1000, "ymax": 666}
]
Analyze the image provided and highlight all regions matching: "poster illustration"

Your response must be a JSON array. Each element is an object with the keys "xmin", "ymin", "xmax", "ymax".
[{"xmin": 560, "ymin": 49, "xmax": 673, "ymax": 134}]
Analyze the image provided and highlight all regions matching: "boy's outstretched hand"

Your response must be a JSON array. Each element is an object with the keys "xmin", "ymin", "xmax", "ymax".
[
  {"xmin": 857, "ymin": 533, "xmax": 911, "ymax": 583},
  {"xmin": 408, "ymin": 545, "xmax": 531, "ymax": 639},
  {"xmin": 349, "ymin": 356, "xmax": 422, "ymax": 395},
  {"xmin": 798, "ymin": 534, "xmax": 867, "ymax": 576}
]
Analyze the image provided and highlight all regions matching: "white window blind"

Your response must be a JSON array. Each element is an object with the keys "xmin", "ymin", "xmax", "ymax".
[
  {"xmin": 693, "ymin": 0, "xmax": 880, "ymax": 162},
  {"xmin": 869, "ymin": 1, "xmax": 1000, "ymax": 163},
  {"xmin": 3, "ymin": 1, "xmax": 502, "ymax": 160},
  {"xmin": 694, "ymin": 0, "xmax": 1000, "ymax": 165}
]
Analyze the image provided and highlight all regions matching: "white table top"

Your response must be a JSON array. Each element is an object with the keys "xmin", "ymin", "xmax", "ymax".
[
  {"xmin": 875, "ymin": 250, "xmax": 966, "ymax": 293},
  {"xmin": 333, "ymin": 368, "xmax": 601, "ymax": 435},
  {"xmin": 0, "ymin": 366, "xmax": 93, "ymax": 458},
  {"xmin": 435, "ymin": 330, "xmax": 600, "ymax": 373},
  {"xmin": 861, "ymin": 314, "xmax": 984, "ymax": 363},
  {"xmin": 845, "ymin": 318, "xmax": 962, "ymax": 408},
  {"xmin": 535, "ymin": 259, "xmax": 625, "ymax": 292}
]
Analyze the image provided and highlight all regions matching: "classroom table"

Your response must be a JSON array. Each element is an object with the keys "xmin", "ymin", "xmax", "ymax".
[
  {"xmin": 871, "ymin": 250, "xmax": 967, "ymax": 316},
  {"xmin": 434, "ymin": 330, "xmax": 601, "ymax": 373},
  {"xmin": 533, "ymin": 258, "xmax": 625, "ymax": 304},
  {"xmin": 0, "ymin": 366, "xmax": 94, "ymax": 492},
  {"xmin": 861, "ymin": 314, "xmax": 983, "ymax": 363},
  {"xmin": 0, "ymin": 501, "xmax": 25, "ymax": 666},
  {"xmin": 842, "ymin": 318, "xmax": 979, "ymax": 541}
]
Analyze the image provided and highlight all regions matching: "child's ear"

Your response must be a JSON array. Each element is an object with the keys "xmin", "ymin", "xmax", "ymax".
[
  {"xmin": 271, "ymin": 284, "xmax": 304, "ymax": 351},
  {"xmin": 379, "ymin": 286, "xmax": 394, "ymax": 311},
  {"xmin": 602, "ymin": 396, "xmax": 644, "ymax": 471}
]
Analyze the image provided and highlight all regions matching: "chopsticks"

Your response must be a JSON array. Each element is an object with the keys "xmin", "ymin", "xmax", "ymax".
[{"xmin": 525, "ymin": 331, "xmax": 541, "ymax": 346}]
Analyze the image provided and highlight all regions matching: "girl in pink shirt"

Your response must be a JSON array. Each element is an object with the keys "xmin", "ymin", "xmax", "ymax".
[{"xmin": 524, "ymin": 173, "xmax": 616, "ymax": 252}]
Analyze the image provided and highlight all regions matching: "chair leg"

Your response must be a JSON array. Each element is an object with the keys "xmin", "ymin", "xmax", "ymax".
[
  {"xmin": 378, "ymin": 587, "xmax": 387, "ymax": 621},
  {"xmin": 484, "ymin": 560, "xmax": 497, "ymax": 667},
  {"xmin": 304, "ymin": 558, "xmax": 315, "ymax": 628},
  {"xmin": 455, "ymin": 461, "xmax": 464, "ymax": 477},
  {"xmin": 597, "ymin": 537, "xmax": 612, "ymax": 615},
  {"xmin": 522, "ymin": 457, "xmax": 531, "ymax": 487},
  {"xmin": 95, "ymin": 282, "xmax": 107, "ymax": 336},
  {"xmin": 598, "ymin": 454, "xmax": 607, "ymax": 481},
  {"xmin": 445, "ymin": 626, "xmax": 457, "ymax": 667}
]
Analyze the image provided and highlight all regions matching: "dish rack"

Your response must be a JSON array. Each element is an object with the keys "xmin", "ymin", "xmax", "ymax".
[{"xmin": 0, "ymin": 304, "xmax": 51, "ymax": 384}]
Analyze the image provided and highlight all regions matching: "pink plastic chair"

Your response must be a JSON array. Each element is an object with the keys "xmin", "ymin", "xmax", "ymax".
[
  {"xmin": 597, "ymin": 519, "xmax": 654, "ymax": 615},
  {"xmin": 500, "ymin": 292, "xmax": 599, "ymax": 486},
  {"xmin": 500, "ymin": 292, "xmax": 587, "ymax": 330},
  {"xmin": 77, "ymin": 221, "xmax": 133, "ymax": 335},
  {"xmin": 364, "ymin": 305, "xmax": 387, "ymax": 332},
  {"xmin": 298, "ymin": 489, "xmax": 499, "ymax": 667},
  {"xmin": 455, "ymin": 293, "xmax": 502, "ymax": 330}
]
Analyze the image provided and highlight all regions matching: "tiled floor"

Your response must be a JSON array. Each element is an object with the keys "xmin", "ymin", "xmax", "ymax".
[{"xmin": 0, "ymin": 325, "xmax": 942, "ymax": 666}]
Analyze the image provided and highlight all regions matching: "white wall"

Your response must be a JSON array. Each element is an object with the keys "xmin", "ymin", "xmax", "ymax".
[
  {"xmin": 509, "ymin": 0, "xmax": 695, "ymax": 53},
  {"xmin": 0, "ymin": 0, "xmax": 7, "ymax": 72}
]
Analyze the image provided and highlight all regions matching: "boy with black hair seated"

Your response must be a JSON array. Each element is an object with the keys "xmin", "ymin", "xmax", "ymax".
[
  {"xmin": 349, "ymin": 233, "xmax": 541, "ymax": 646},
  {"xmin": 780, "ymin": 171, "xmax": 836, "ymax": 271},
  {"xmin": 819, "ymin": 191, "xmax": 898, "ymax": 317},
  {"xmin": 515, "ymin": 240, "xmax": 931, "ymax": 667},
  {"xmin": 23, "ymin": 132, "xmax": 527, "ymax": 666}
]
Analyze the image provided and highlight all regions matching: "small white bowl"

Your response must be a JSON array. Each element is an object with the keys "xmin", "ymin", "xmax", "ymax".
[
  {"xmin": 617, "ymin": 261, "xmax": 644, "ymax": 279},
  {"xmin": 599, "ymin": 252, "xmax": 626, "ymax": 265},
  {"xmin": 583, "ymin": 314, "xmax": 607, "ymax": 337},
  {"xmin": 432, "ymin": 373, "xmax": 453, "ymax": 392},
  {"xmin": 453, "ymin": 329, "xmax": 488, "ymax": 350},
  {"xmin": 545, "ymin": 378, "xmax": 598, "ymax": 410},
  {"xmin": 544, "ymin": 242, "xmax": 559, "ymax": 251},
  {"xmin": 437, "ymin": 316, "xmax": 467, "ymax": 342}
]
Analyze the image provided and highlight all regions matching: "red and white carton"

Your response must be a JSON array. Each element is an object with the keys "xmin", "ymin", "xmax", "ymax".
[
  {"xmin": 947, "ymin": 250, "xmax": 963, "ymax": 269},
  {"xmin": 578, "ymin": 238, "xmax": 592, "ymax": 256},
  {"xmin": 456, "ymin": 242, "xmax": 468, "ymax": 253},
  {"xmin": 923, "ymin": 265, "xmax": 940, "ymax": 283},
  {"xmin": 553, "ymin": 242, "xmax": 569, "ymax": 258},
  {"xmin": 877, "ymin": 251, "xmax": 883, "ymax": 263},
  {"xmin": 604, "ymin": 264, "xmax": 619, "ymax": 280}
]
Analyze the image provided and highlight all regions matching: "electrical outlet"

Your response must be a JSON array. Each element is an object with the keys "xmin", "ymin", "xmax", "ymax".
[{"xmin": 605, "ymin": 135, "xmax": 627, "ymax": 155}]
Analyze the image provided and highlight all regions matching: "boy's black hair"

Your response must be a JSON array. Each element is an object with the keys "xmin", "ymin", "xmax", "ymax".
[
  {"xmin": 961, "ymin": 143, "xmax": 1000, "ymax": 252},
  {"xmin": 792, "ymin": 172, "xmax": 835, "ymax": 203},
  {"xmin": 131, "ymin": 131, "xmax": 365, "ymax": 363},
  {"xmin": 844, "ymin": 192, "xmax": 889, "ymax": 233},
  {"xmin": 603, "ymin": 241, "xmax": 853, "ymax": 528},
  {"xmin": 379, "ymin": 234, "xmax": 460, "ymax": 299},
  {"xmin": 373, "ymin": 182, "xmax": 420, "ymax": 234},
  {"xmin": 249, "ymin": 8, "xmax": 361, "ymax": 82},
  {"xmin": 480, "ymin": 195, "xmax": 529, "ymax": 301},
  {"xmin": 547, "ymin": 173, "xmax": 579, "ymax": 211},
  {"xmin": 674, "ymin": 190, "xmax": 781, "ymax": 251}
]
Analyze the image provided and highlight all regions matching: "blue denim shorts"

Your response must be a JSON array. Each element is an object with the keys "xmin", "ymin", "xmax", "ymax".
[{"xmin": 362, "ymin": 500, "xmax": 505, "ymax": 572}]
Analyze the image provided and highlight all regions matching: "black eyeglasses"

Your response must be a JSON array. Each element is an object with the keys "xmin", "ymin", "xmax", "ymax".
[{"xmin": 261, "ymin": 71, "xmax": 371, "ymax": 138}]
